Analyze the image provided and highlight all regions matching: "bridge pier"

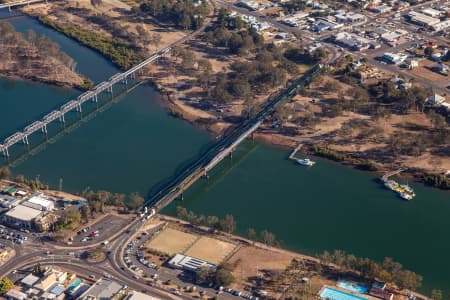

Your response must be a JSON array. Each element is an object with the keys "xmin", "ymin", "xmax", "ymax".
[
  {"xmin": 76, "ymin": 103, "xmax": 82, "ymax": 113},
  {"xmin": 22, "ymin": 135, "xmax": 29, "ymax": 145},
  {"xmin": 3, "ymin": 147, "xmax": 9, "ymax": 158},
  {"xmin": 59, "ymin": 114, "xmax": 65, "ymax": 123},
  {"xmin": 41, "ymin": 125, "xmax": 47, "ymax": 135}
]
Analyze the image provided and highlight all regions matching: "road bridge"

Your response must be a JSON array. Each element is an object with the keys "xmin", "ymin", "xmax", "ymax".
[
  {"xmin": 147, "ymin": 64, "xmax": 322, "ymax": 211},
  {"xmin": 0, "ymin": 0, "xmax": 47, "ymax": 10},
  {"xmin": 0, "ymin": 48, "xmax": 171, "ymax": 158}
]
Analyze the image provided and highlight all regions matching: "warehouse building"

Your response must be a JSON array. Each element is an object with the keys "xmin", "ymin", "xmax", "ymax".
[
  {"xmin": 168, "ymin": 254, "xmax": 216, "ymax": 272},
  {"xmin": 407, "ymin": 11, "xmax": 440, "ymax": 26}
]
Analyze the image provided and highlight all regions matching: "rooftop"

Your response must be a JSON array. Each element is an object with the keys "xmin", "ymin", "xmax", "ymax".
[
  {"xmin": 125, "ymin": 291, "xmax": 162, "ymax": 300},
  {"xmin": 80, "ymin": 278, "xmax": 125, "ymax": 299},
  {"xmin": 5, "ymin": 204, "xmax": 43, "ymax": 221}
]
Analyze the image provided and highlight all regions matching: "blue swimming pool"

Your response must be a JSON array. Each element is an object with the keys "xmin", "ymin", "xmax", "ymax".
[
  {"xmin": 320, "ymin": 287, "xmax": 368, "ymax": 300},
  {"xmin": 337, "ymin": 281, "xmax": 369, "ymax": 294}
]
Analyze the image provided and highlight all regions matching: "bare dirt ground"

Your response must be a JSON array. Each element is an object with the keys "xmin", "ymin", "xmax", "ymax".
[
  {"xmin": 268, "ymin": 74, "xmax": 450, "ymax": 175},
  {"xmin": 184, "ymin": 236, "xmax": 237, "ymax": 265},
  {"xmin": 145, "ymin": 227, "xmax": 198, "ymax": 255}
]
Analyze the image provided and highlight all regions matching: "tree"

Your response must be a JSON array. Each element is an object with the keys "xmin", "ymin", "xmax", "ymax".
[
  {"xmin": 206, "ymin": 216, "xmax": 220, "ymax": 228},
  {"xmin": 0, "ymin": 166, "xmax": 11, "ymax": 179},
  {"xmin": 0, "ymin": 277, "xmax": 13, "ymax": 295},
  {"xmin": 126, "ymin": 193, "xmax": 144, "ymax": 211},
  {"xmin": 32, "ymin": 262, "xmax": 44, "ymax": 276},
  {"xmin": 246, "ymin": 228, "xmax": 257, "ymax": 241},
  {"xmin": 215, "ymin": 267, "xmax": 235, "ymax": 286},
  {"xmin": 195, "ymin": 266, "xmax": 215, "ymax": 283},
  {"xmin": 424, "ymin": 46, "xmax": 434, "ymax": 57},
  {"xmin": 80, "ymin": 205, "xmax": 90, "ymax": 223},
  {"xmin": 219, "ymin": 214, "xmax": 236, "ymax": 233},
  {"xmin": 431, "ymin": 289, "xmax": 443, "ymax": 300},
  {"xmin": 260, "ymin": 230, "xmax": 276, "ymax": 246}
]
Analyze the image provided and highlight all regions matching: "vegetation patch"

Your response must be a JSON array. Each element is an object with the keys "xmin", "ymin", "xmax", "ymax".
[{"xmin": 37, "ymin": 16, "xmax": 143, "ymax": 69}]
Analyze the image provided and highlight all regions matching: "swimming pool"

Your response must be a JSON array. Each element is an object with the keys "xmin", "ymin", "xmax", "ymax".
[
  {"xmin": 337, "ymin": 281, "xmax": 369, "ymax": 294},
  {"xmin": 320, "ymin": 287, "xmax": 368, "ymax": 300}
]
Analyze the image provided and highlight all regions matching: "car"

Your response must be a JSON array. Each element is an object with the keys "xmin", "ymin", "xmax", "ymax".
[
  {"xmin": 89, "ymin": 275, "xmax": 95, "ymax": 279},
  {"xmin": 133, "ymin": 275, "xmax": 140, "ymax": 280}
]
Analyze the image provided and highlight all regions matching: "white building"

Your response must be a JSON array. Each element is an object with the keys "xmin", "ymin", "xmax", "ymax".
[
  {"xmin": 3, "ymin": 205, "xmax": 43, "ymax": 229},
  {"xmin": 422, "ymin": 8, "xmax": 441, "ymax": 17},
  {"xmin": 335, "ymin": 12, "xmax": 367, "ymax": 23},
  {"xmin": 432, "ymin": 20, "xmax": 450, "ymax": 31},
  {"xmin": 426, "ymin": 94, "xmax": 446, "ymax": 105},
  {"xmin": 381, "ymin": 52, "xmax": 408, "ymax": 64},
  {"xmin": 334, "ymin": 32, "xmax": 370, "ymax": 51},
  {"xmin": 407, "ymin": 11, "xmax": 440, "ymax": 26},
  {"xmin": 168, "ymin": 254, "xmax": 216, "ymax": 272},
  {"xmin": 24, "ymin": 194, "xmax": 55, "ymax": 211}
]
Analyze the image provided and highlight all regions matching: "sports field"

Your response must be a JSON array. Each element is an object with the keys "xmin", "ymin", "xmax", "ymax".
[
  {"xmin": 145, "ymin": 227, "xmax": 197, "ymax": 255},
  {"xmin": 146, "ymin": 227, "xmax": 237, "ymax": 264},
  {"xmin": 185, "ymin": 236, "xmax": 236, "ymax": 265}
]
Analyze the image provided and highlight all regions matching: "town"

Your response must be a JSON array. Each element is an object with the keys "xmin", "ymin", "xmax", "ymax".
[{"xmin": 0, "ymin": 0, "xmax": 449, "ymax": 298}]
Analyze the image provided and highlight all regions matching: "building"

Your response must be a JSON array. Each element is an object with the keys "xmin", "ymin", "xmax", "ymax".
[
  {"xmin": 335, "ymin": 12, "xmax": 367, "ymax": 23},
  {"xmin": 404, "ymin": 59, "xmax": 419, "ymax": 69},
  {"xmin": 380, "ymin": 52, "xmax": 408, "ymax": 64},
  {"xmin": 79, "ymin": 278, "xmax": 127, "ymax": 300},
  {"xmin": 426, "ymin": 93, "xmax": 446, "ymax": 105},
  {"xmin": 167, "ymin": 254, "xmax": 216, "ymax": 272},
  {"xmin": 5, "ymin": 289, "xmax": 27, "ymax": 300},
  {"xmin": 407, "ymin": 11, "xmax": 440, "ymax": 26},
  {"xmin": 432, "ymin": 20, "xmax": 450, "ymax": 31},
  {"xmin": 237, "ymin": 0, "xmax": 260, "ymax": 10},
  {"xmin": 334, "ymin": 32, "xmax": 370, "ymax": 51},
  {"xmin": 3, "ymin": 205, "xmax": 43, "ymax": 229},
  {"xmin": 20, "ymin": 273, "xmax": 40, "ymax": 287},
  {"xmin": 125, "ymin": 291, "xmax": 162, "ymax": 300},
  {"xmin": 422, "ymin": 8, "xmax": 441, "ymax": 17},
  {"xmin": 283, "ymin": 12, "xmax": 309, "ymax": 27},
  {"xmin": 371, "ymin": 4, "xmax": 392, "ymax": 13},
  {"xmin": 23, "ymin": 194, "xmax": 55, "ymax": 211},
  {"xmin": 312, "ymin": 19, "xmax": 342, "ymax": 32}
]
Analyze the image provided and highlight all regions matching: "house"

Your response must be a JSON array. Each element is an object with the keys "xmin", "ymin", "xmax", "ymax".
[
  {"xmin": 426, "ymin": 93, "xmax": 446, "ymax": 105},
  {"xmin": 380, "ymin": 52, "xmax": 408, "ymax": 64},
  {"xmin": 79, "ymin": 278, "xmax": 127, "ymax": 300}
]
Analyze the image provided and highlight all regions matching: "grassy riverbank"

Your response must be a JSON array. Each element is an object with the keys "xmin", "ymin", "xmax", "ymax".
[{"xmin": 37, "ymin": 16, "xmax": 143, "ymax": 70}]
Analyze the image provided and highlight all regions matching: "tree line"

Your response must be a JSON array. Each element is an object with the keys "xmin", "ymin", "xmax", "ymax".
[
  {"xmin": 318, "ymin": 250, "xmax": 422, "ymax": 290},
  {"xmin": 176, "ymin": 206, "xmax": 236, "ymax": 233},
  {"xmin": 140, "ymin": 0, "xmax": 210, "ymax": 30}
]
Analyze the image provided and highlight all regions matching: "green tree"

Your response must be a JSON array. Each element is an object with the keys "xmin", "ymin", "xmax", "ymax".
[
  {"xmin": 260, "ymin": 230, "xmax": 276, "ymax": 246},
  {"xmin": 0, "ymin": 277, "xmax": 13, "ymax": 295},
  {"xmin": 424, "ymin": 46, "xmax": 434, "ymax": 57},
  {"xmin": 215, "ymin": 267, "xmax": 235, "ymax": 286},
  {"xmin": 80, "ymin": 205, "xmax": 90, "ymax": 223},
  {"xmin": 195, "ymin": 266, "xmax": 216, "ymax": 283},
  {"xmin": 0, "ymin": 166, "xmax": 10, "ymax": 179},
  {"xmin": 431, "ymin": 289, "xmax": 443, "ymax": 300},
  {"xmin": 126, "ymin": 192, "xmax": 144, "ymax": 211},
  {"xmin": 246, "ymin": 228, "xmax": 257, "ymax": 241},
  {"xmin": 219, "ymin": 214, "xmax": 236, "ymax": 233}
]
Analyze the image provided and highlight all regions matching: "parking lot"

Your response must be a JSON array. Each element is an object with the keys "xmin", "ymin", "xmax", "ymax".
[{"xmin": 70, "ymin": 214, "xmax": 130, "ymax": 246}]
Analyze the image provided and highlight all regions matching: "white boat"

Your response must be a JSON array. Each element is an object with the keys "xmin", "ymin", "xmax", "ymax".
[
  {"xmin": 399, "ymin": 192, "xmax": 413, "ymax": 201},
  {"xmin": 297, "ymin": 158, "xmax": 316, "ymax": 166},
  {"xmin": 400, "ymin": 183, "xmax": 416, "ymax": 197}
]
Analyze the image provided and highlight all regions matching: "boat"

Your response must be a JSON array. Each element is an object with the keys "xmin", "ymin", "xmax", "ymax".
[
  {"xmin": 399, "ymin": 192, "xmax": 413, "ymax": 201},
  {"xmin": 400, "ymin": 183, "xmax": 416, "ymax": 197},
  {"xmin": 297, "ymin": 158, "xmax": 316, "ymax": 166}
]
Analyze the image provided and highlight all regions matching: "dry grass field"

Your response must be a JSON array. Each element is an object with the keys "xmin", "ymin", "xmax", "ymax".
[
  {"xmin": 145, "ymin": 227, "xmax": 197, "ymax": 255},
  {"xmin": 185, "ymin": 236, "xmax": 237, "ymax": 265}
]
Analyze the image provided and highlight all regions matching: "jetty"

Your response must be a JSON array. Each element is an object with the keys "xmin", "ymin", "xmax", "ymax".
[
  {"xmin": 289, "ymin": 143, "xmax": 303, "ymax": 160},
  {"xmin": 381, "ymin": 168, "xmax": 407, "ymax": 182}
]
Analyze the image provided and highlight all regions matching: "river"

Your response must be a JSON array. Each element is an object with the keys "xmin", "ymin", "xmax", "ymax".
[{"xmin": 0, "ymin": 13, "xmax": 449, "ymax": 294}]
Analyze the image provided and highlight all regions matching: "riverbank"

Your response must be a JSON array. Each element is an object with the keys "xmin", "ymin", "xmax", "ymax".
[{"xmin": 0, "ymin": 21, "xmax": 90, "ymax": 90}]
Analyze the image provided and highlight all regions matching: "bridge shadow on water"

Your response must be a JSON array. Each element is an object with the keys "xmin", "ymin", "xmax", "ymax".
[{"xmin": 0, "ymin": 80, "xmax": 143, "ymax": 167}]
